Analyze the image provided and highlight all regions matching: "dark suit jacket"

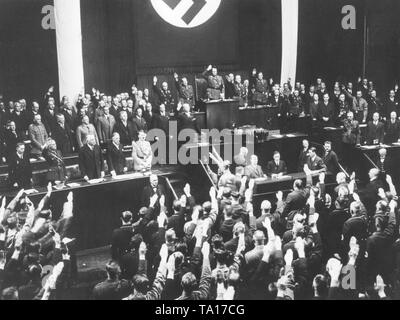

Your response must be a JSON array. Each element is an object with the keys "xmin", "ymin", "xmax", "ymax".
[
  {"xmin": 375, "ymin": 155, "xmax": 393, "ymax": 175},
  {"xmin": 266, "ymin": 160, "xmax": 287, "ymax": 177},
  {"xmin": 154, "ymin": 114, "xmax": 170, "ymax": 136},
  {"xmin": 52, "ymin": 123, "xmax": 74, "ymax": 155},
  {"xmin": 111, "ymin": 225, "xmax": 133, "ymax": 260},
  {"xmin": 106, "ymin": 142, "xmax": 126, "ymax": 175},
  {"xmin": 282, "ymin": 190, "xmax": 308, "ymax": 219},
  {"xmin": 78, "ymin": 144, "xmax": 104, "ymax": 179},
  {"xmin": 385, "ymin": 120, "xmax": 400, "ymax": 143},
  {"xmin": 144, "ymin": 111, "xmax": 156, "ymax": 130},
  {"xmin": 113, "ymin": 120, "xmax": 135, "ymax": 146},
  {"xmin": 141, "ymin": 184, "xmax": 166, "ymax": 208},
  {"xmin": 178, "ymin": 112, "xmax": 200, "ymax": 133},
  {"xmin": 322, "ymin": 150, "xmax": 339, "ymax": 174},
  {"xmin": 365, "ymin": 121, "xmax": 385, "ymax": 145},
  {"xmin": 3, "ymin": 130, "xmax": 24, "ymax": 160},
  {"xmin": 42, "ymin": 109, "xmax": 58, "ymax": 136},
  {"xmin": 8, "ymin": 152, "xmax": 32, "ymax": 188},
  {"xmin": 62, "ymin": 109, "xmax": 79, "ymax": 132},
  {"xmin": 132, "ymin": 117, "xmax": 148, "ymax": 138}
]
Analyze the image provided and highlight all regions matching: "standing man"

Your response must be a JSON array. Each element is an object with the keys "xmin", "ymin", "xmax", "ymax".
[
  {"xmin": 79, "ymin": 134, "xmax": 105, "ymax": 181},
  {"xmin": 385, "ymin": 111, "xmax": 400, "ymax": 143},
  {"xmin": 305, "ymin": 147, "xmax": 327, "ymax": 174},
  {"xmin": 96, "ymin": 106, "xmax": 116, "ymax": 146},
  {"xmin": 203, "ymin": 65, "xmax": 225, "ymax": 101},
  {"xmin": 365, "ymin": 112, "xmax": 385, "ymax": 145},
  {"xmin": 343, "ymin": 88, "xmax": 368, "ymax": 124},
  {"xmin": 52, "ymin": 113, "xmax": 74, "ymax": 155},
  {"xmin": 113, "ymin": 110, "xmax": 135, "ymax": 146},
  {"xmin": 28, "ymin": 114, "xmax": 48, "ymax": 159},
  {"xmin": 141, "ymin": 174, "xmax": 166, "ymax": 208},
  {"xmin": 322, "ymin": 141, "xmax": 340, "ymax": 175},
  {"xmin": 153, "ymin": 76, "xmax": 175, "ymax": 114},
  {"xmin": 174, "ymin": 73, "xmax": 194, "ymax": 107},
  {"xmin": 107, "ymin": 132, "xmax": 127, "ymax": 177},
  {"xmin": 8, "ymin": 142, "xmax": 32, "ymax": 189},
  {"xmin": 318, "ymin": 93, "xmax": 334, "ymax": 127},
  {"xmin": 342, "ymin": 111, "xmax": 361, "ymax": 172}
]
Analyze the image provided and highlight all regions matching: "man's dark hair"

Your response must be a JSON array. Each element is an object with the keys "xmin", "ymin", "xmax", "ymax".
[
  {"xmin": 132, "ymin": 274, "xmax": 150, "ymax": 294},
  {"xmin": 324, "ymin": 141, "xmax": 332, "ymax": 145},
  {"xmin": 294, "ymin": 179, "xmax": 303, "ymax": 190},
  {"xmin": 173, "ymin": 200, "xmax": 182, "ymax": 213}
]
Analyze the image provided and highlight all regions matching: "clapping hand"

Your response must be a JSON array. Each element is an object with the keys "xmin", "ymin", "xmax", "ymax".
[{"xmin": 276, "ymin": 191, "xmax": 283, "ymax": 202}]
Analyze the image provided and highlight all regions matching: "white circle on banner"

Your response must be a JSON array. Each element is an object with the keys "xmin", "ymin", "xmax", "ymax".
[{"xmin": 151, "ymin": 0, "xmax": 222, "ymax": 28}]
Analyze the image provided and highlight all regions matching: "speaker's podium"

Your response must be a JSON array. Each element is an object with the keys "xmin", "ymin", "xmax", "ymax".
[{"xmin": 205, "ymin": 99, "xmax": 240, "ymax": 130}]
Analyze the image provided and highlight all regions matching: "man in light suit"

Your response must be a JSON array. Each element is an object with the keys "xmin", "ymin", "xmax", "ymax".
[
  {"xmin": 78, "ymin": 134, "xmax": 105, "ymax": 181},
  {"xmin": 245, "ymin": 155, "xmax": 266, "ymax": 179},
  {"xmin": 28, "ymin": 114, "xmax": 48, "ymax": 158},
  {"xmin": 96, "ymin": 105, "xmax": 116, "ymax": 145}
]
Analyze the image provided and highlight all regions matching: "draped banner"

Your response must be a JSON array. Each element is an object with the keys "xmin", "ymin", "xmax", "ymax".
[
  {"xmin": 54, "ymin": 0, "xmax": 84, "ymax": 103},
  {"xmin": 280, "ymin": 0, "xmax": 299, "ymax": 85}
]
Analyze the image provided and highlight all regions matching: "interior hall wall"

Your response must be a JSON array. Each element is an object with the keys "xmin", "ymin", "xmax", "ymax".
[{"xmin": 0, "ymin": 0, "xmax": 58, "ymax": 103}]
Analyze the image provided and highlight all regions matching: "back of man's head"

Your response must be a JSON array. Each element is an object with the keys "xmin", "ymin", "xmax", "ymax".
[
  {"xmin": 181, "ymin": 272, "xmax": 197, "ymax": 294},
  {"xmin": 132, "ymin": 274, "xmax": 150, "ymax": 294}
]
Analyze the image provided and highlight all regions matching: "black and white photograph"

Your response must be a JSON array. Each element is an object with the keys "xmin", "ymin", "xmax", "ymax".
[{"xmin": 0, "ymin": 0, "xmax": 400, "ymax": 306}]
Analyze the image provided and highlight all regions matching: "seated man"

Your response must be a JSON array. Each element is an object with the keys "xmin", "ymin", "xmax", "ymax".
[
  {"xmin": 78, "ymin": 134, "xmax": 105, "ymax": 181},
  {"xmin": 202, "ymin": 65, "xmax": 225, "ymax": 101},
  {"xmin": 107, "ymin": 132, "xmax": 128, "ymax": 177},
  {"xmin": 132, "ymin": 130, "xmax": 152, "ymax": 172},
  {"xmin": 8, "ymin": 142, "xmax": 32, "ymax": 189},
  {"xmin": 365, "ymin": 112, "xmax": 385, "ymax": 145},
  {"xmin": 266, "ymin": 151, "xmax": 287, "ymax": 178},
  {"xmin": 305, "ymin": 147, "xmax": 327, "ymax": 174},
  {"xmin": 233, "ymin": 147, "xmax": 249, "ymax": 167},
  {"xmin": 245, "ymin": 155, "xmax": 266, "ymax": 179}
]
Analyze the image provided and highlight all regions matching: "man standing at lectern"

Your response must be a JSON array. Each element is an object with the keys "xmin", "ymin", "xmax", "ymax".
[
  {"xmin": 202, "ymin": 65, "xmax": 225, "ymax": 101},
  {"xmin": 79, "ymin": 134, "xmax": 105, "ymax": 181}
]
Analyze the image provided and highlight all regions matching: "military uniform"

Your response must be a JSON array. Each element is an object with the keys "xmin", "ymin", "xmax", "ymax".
[
  {"xmin": 153, "ymin": 85, "xmax": 175, "ymax": 114},
  {"xmin": 207, "ymin": 74, "xmax": 225, "ymax": 100},
  {"xmin": 175, "ymin": 80, "xmax": 194, "ymax": 106},
  {"xmin": 252, "ymin": 79, "xmax": 269, "ymax": 104}
]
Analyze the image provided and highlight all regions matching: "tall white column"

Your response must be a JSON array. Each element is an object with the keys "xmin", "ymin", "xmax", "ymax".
[
  {"xmin": 54, "ymin": 0, "xmax": 85, "ymax": 103},
  {"xmin": 280, "ymin": 0, "xmax": 299, "ymax": 85}
]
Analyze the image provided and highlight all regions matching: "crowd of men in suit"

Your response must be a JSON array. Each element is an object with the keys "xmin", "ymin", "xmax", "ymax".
[{"xmin": 2, "ymin": 70, "xmax": 400, "ymax": 190}]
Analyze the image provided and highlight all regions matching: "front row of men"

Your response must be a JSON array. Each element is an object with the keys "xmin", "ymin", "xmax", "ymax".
[{"xmin": 8, "ymin": 130, "xmax": 153, "ymax": 188}]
